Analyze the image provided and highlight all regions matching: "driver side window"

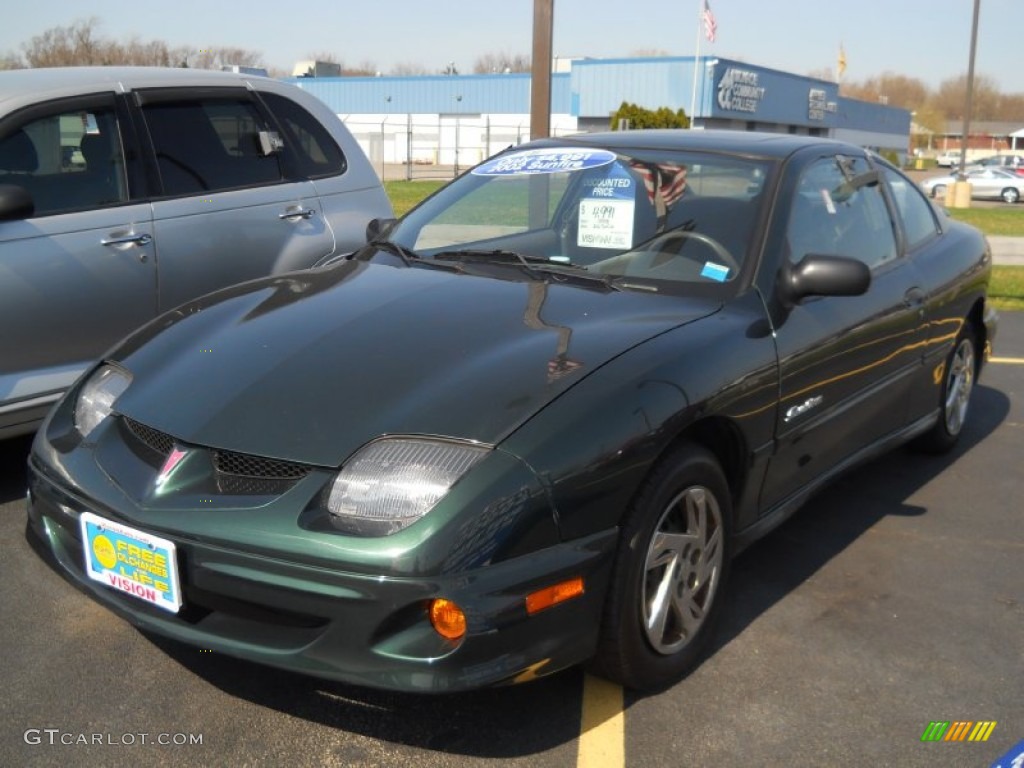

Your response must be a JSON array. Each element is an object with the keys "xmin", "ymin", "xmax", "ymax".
[
  {"xmin": 788, "ymin": 156, "xmax": 898, "ymax": 270},
  {"xmin": 0, "ymin": 98, "xmax": 127, "ymax": 216}
]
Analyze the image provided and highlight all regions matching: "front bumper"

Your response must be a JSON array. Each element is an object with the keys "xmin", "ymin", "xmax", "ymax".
[{"xmin": 27, "ymin": 458, "xmax": 616, "ymax": 692}]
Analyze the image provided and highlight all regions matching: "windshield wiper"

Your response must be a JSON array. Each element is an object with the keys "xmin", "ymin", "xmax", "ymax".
[
  {"xmin": 432, "ymin": 248, "xmax": 604, "ymax": 276},
  {"xmin": 433, "ymin": 248, "xmax": 623, "ymax": 291},
  {"xmin": 431, "ymin": 248, "xmax": 583, "ymax": 269},
  {"xmin": 370, "ymin": 239, "xmax": 421, "ymax": 266},
  {"xmin": 368, "ymin": 240, "xmax": 469, "ymax": 274}
]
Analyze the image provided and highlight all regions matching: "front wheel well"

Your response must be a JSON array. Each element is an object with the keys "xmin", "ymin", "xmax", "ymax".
[
  {"xmin": 656, "ymin": 416, "xmax": 748, "ymax": 514},
  {"xmin": 968, "ymin": 299, "xmax": 988, "ymax": 374}
]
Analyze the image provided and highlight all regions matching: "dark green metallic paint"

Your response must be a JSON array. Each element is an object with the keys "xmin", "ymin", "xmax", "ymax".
[
  {"xmin": 110, "ymin": 261, "xmax": 717, "ymax": 467},
  {"xmin": 25, "ymin": 132, "xmax": 996, "ymax": 692}
]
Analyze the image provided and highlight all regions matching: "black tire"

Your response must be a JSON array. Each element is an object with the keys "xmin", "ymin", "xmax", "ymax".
[
  {"xmin": 932, "ymin": 184, "xmax": 946, "ymax": 199},
  {"xmin": 1001, "ymin": 187, "xmax": 1020, "ymax": 204},
  {"xmin": 915, "ymin": 321, "xmax": 977, "ymax": 454},
  {"xmin": 592, "ymin": 443, "xmax": 732, "ymax": 690}
]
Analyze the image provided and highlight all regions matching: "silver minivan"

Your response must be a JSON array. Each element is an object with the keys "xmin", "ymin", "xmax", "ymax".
[{"xmin": 0, "ymin": 67, "xmax": 392, "ymax": 438}]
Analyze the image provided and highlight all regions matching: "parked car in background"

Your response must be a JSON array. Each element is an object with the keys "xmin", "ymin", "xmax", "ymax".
[
  {"xmin": 28, "ymin": 131, "xmax": 996, "ymax": 692},
  {"xmin": 936, "ymin": 149, "xmax": 962, "ymax": 167},
  {"xmin": 922, "ymin": 167, "xmax": 1024, "ymax": 203},
  {"xmin": 969, "ymin": 154, "xmax": 1024, "ymax": 176},
  {"xmin": 0, "ymin": 67, "xmax": 392, "ymax": 439}
]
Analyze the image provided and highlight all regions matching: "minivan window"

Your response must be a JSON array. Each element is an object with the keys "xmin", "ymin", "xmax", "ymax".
[
  {"xmin": 260, "ymin": 92, "xmax": 346, "ymax": 179},
  {"xmin": 141, "ymin": 97, "xmax": 282, "ymax": 195},
  {"xmin": 0, "ymin": 100, "xmax": 127, "ymax": 216}
]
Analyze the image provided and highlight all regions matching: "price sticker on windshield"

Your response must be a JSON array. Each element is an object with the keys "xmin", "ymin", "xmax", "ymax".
[{"xmin": 577, "ymin": 199, "xmax": 634, "ymax": 249}]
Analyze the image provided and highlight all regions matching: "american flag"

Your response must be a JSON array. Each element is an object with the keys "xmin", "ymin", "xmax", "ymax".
[
  {"xmin": 631, "ymin": 162, "xmax": 689, "ymax": 209},
  {"xmin": 702, "ymin": 0, "xmax": 717, "ymax": 43}
]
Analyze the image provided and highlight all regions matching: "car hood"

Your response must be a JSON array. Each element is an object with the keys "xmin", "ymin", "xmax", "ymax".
[{"xmin": 113, "ymin": 261, "xmax": 718, "ymax": 467}]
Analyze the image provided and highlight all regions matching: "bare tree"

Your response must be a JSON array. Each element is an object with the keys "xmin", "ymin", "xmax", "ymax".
[
  {"xmin": 22, "ymin": 18, "xmax": 107, "ymax": 67},
  {"xmin": 931, "ymin": 73, "xmax": 1001, "ymax": 120},
  {"xmin": 629, "ymin": 49, "xmax": 671, "ymax": 58},
  {"xmin": 842, "ymin": 72, "xmax": 928, "ymax": 111},
  {"xmin": 912, "ymin": 103, "xmax": 946, "ymax": 135},
  {"xmin": 18, "ymin": 19, "xmax": 264, "ymax": 70},
  {"xmin": 0, "ymin": 52, "xmax": 23, "ymax": 70},
  {"xmin": 391, "ymin": 62, "xmax": 430, "ymax": 76},
  {"xmin": 995, "ymin": 93, "xmax": 1024, "ymax": 122},
  {"xmin": 187, "ymin": 46, "xmax": 265, "ymax": 70},
  {"xmin": 472, "ymin": 52, "xmax": 530, "ymax": 74},
  {"xmin": 118, "ymin": 37, "xmax": 181, "ymax": 67},
  {"xmin": 806, "ymin": 67, "xmax": 836, "ymax": 83},
  {"xmin": 343, "ymin": 60, "xmax": 378, "ymax": 76},
  {"xmin": 305, "ymin": 51, "xmax": 341, "ymax": 65}
]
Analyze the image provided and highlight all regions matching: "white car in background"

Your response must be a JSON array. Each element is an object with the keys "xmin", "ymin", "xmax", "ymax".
[
  {"xmin": 922, "ymin": 167, "xmax": 1024, "ymax": 204},
  {"xmin": 969, "ymin": 154, "xmax": 1024, "ymax": 174}
]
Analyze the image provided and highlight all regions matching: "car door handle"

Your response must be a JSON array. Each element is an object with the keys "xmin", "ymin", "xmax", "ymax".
[
  {"xmin": 903, "ymin": 287, "xmax": 926, "ymax": 308},
  {"xmin": 101, "ymin": 232, "xmax": 153, "ymax": 260},
  {"xmin": 279, "ymin": 207, "xmax": 316, "ymax": 221},
  {"xmin": 101, "ymin": 233, "xmax": 153, "ymax": 247}
]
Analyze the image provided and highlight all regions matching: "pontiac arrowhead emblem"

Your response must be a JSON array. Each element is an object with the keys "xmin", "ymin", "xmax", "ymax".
[{"xmin": 157, "ymin": 447, "xmax": 188, "ymax": 486}]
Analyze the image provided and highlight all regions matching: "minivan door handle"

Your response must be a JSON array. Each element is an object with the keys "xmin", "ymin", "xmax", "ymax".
[
  {"xmin": 101, "ymin": 232, "xmax": 153, "ymax": 247},
  {"xmin": 101, "ymin": 232, "xmax": 153, "ymax": 260},
  {"xmin": 279, "ymin": 206, "xmax": 316, "ymax": 221}
]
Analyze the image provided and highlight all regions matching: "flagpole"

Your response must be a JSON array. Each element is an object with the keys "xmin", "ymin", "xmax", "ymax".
[{"xmin": 689, "ymin": 0, "xmax": 702, "ymax": 128}]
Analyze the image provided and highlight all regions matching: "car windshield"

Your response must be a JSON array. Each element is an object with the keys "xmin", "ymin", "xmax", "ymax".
[{"xmin": 384, "ymin": 145, "xmax": 772, "ymax": 294}]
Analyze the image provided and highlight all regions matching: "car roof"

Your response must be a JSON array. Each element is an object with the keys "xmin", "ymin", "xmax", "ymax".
[
  {"xmin": 0, "ymin": 66, "xmax": 272, "ymax": 111},
  {"xmin": 530, "ymin": 129, "xmax": 861, "ymax": 161}
]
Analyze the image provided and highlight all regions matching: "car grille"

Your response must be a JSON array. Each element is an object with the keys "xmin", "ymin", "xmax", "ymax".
[
  {"xmin": 123, "ymin": 416, "xmax": 175, "ymax": 457},
  {"xmin": 212, "ymin": 450, "xmax": 311, "ymax": 480},
  {"xmin": 121, "ymin": 416, "xmax": 314, "ymax": 495}
]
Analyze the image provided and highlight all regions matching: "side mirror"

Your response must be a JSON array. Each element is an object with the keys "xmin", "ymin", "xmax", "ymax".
[
  {"xmin": 0, "ymin": 184, "xmax": 34, "ymax": 221},
  {"xmin": 366, "ymin": 217, "xmax": 398, "ymax": 242},
  {"xmin": 777, "ymin": 254, "xmax": 871, "ymax": 306}
]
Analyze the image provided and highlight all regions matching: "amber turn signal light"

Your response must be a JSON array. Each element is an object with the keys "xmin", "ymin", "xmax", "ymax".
[
  {"xmin": 429, "ymin": 598, "xmax": 467, "ymax": 640},
  {"xmin": 525, "ymin": 577, "xmax": 584, "ymax": 615}
]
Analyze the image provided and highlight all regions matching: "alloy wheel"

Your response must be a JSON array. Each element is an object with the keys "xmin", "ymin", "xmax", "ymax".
[
  {"xmin": 944, "ymin": 336, "xmax": 975, "ymax": 436},
  {"xmin": 641, "ymin": 485, "xmax": 723, "ymax": 655}
]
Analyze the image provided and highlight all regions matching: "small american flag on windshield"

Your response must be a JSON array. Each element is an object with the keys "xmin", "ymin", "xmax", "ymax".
[{"xmin": 631, "ymin": 162, "xmax": 688, "ymax": 209}]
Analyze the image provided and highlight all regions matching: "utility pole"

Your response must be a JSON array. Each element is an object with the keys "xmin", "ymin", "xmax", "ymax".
[
  {"xmin": 530, "ymin": 0, "xmax": 554, "ymax": 140},
  {"xmin": 952, "ymin": 0, "xmax": 981, "ymax": 207}
]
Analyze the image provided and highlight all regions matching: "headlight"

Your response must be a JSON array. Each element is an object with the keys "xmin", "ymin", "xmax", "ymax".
[
  {"xmin": 74, "ymin": 364, "xmax": 132, "ymax": 438},
  {"xmin": 326, "ymin": 438, "xmax": 489, "ymax": 536}
]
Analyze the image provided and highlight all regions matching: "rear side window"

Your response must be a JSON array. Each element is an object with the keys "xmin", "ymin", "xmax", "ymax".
[
  {"xmin": 0, "ymin": 98, "xmax": 128, "ymax": 216},
  {"xmin": 140, "ymin": 96, "xmax": 282, "ymax": 196},
  {"xmin": 260, "ymin": 92, "xmax": 346, "ymax": 179},
  {"xmin": 880, "ymin": 167, "xmax": 939, "ymax": 251}
]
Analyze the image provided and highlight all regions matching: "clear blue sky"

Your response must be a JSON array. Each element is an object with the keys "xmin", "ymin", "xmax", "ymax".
[{"xmin": 2, "ymin": 0, "xmax": 1022, "ymax": 93}]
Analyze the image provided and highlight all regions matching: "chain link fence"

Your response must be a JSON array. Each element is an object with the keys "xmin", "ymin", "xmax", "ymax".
[{"xmin": 340, "ymin": 114, "xmax": 582, "ymax": 181}]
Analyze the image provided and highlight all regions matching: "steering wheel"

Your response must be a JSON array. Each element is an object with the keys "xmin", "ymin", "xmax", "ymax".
[{"xmin": 648, "ymin": 230, "xmax": 740, "ymax": 276}]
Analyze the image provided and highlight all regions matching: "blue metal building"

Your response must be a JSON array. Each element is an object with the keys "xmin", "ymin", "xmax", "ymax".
[{"xmin": 289, "ymin": 56, "xmax": 910, "ymax": 172}]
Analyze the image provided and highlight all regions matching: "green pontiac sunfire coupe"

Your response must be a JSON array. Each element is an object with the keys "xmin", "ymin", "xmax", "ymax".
[{"xmin": 27, "ymin": 130, "xmax": 996, "ymax": 692}]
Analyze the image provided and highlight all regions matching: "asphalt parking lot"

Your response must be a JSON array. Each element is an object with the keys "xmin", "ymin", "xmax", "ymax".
[{"xmin": 1, "ymin": 314, "xmax": 1021, "ymax": 768}]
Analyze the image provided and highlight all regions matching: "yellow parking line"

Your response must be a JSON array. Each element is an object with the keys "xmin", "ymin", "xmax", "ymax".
[
  {"xmin": 572, "ymin": 354, "xmax": 1024, "ymax": 768},
  {"xmin": 577, "ymin": 674, "xmax": 625, "ymax": 768}
]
